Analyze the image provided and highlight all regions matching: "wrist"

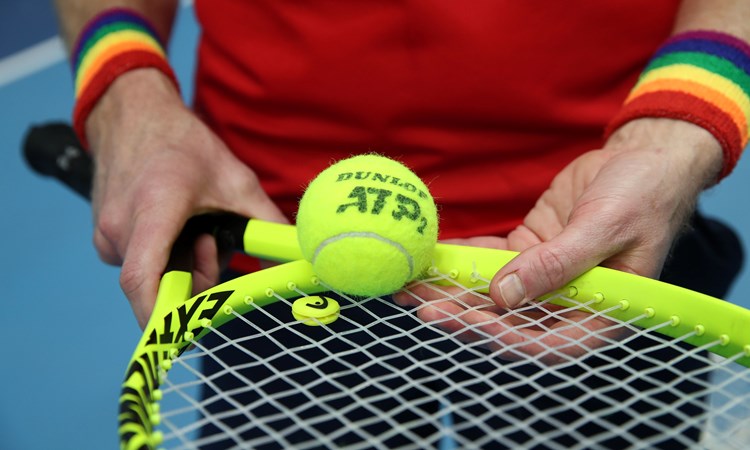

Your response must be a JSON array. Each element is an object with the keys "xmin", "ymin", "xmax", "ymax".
[
  {"xmin": 605, "ymin": 30, "xmax": 750, "ymax": 181},
  {"xmin": 605, "ymin": 117, "xmax": 723, "ymax": 190},
  {"xmin": 86, "ymin": 68, "xmax": 182, "ymax": 151},
  {"xmin": 70, "ymin": 7, "xmax": 179, "ymax": 150}
]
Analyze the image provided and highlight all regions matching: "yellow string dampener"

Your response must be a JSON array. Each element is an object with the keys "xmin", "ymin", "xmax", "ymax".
[{"xmin": 292, "ymin": 296, "xmax": 341, "ymax": 326}]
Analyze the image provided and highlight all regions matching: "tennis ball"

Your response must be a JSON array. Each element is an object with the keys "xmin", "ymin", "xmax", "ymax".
[{"xmin": 297, "ymin": 154, "xmax": 438, "ymax": 297}]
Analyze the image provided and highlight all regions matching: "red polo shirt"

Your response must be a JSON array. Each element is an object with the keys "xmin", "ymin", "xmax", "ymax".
[{"xmin": 193, "ymin": 0, "xmax": 680, "ymax": 238}]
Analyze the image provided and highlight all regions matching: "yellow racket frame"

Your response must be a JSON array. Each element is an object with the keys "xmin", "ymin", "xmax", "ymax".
[{"xmin": 118, "ymin": 219, "xmax": 750, "ymax": 450}]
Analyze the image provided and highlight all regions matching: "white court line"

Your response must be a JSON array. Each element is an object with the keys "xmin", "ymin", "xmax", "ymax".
[{"xmin": 0, "ymin": 36, "xmax": 67, "ymax": 88}]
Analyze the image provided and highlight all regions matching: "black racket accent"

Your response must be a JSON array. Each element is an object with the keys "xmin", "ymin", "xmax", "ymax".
[
  {"xmin": 23, "ymin": 122, "xmax": 93, "ymax": 200},
  {"xmin": 22, "ymin": 122, "xmax": 248, "ymax": 272}
]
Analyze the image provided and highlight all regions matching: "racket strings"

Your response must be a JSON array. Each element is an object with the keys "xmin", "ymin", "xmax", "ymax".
[
  {"xmin": 204, "ymin": 297, "xmax": 462, "ymax": 448},
  {"xmin": 203, "ymin": 315, "xmax": 403, "ymax": 448},
  {"xmin": 154, "ymin": 272, "xmax": 750, "ymax": 450}
]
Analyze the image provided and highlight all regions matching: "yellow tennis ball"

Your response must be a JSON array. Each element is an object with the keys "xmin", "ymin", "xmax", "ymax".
[{"xmin": 297, "ymin": 154, "xmax": 438, "ymax": 297}]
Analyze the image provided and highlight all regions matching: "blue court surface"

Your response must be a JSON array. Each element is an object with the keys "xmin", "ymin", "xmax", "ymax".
[{"xmin": 1, "ymin": 3, "xmax": 748, "ymax": 449}]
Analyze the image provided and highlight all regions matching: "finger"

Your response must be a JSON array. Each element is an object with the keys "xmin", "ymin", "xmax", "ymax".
[
  {"xmin": 522, "ymin": 195, "xmax": 567, "ymax": 243},
  {"xmin": 599, "ymin": 246, "xmax": 665, "ymax": 279},
  {"xmin": 426, "ymin": 305, "xmax": 616, "ymax": 365},
  {"xmin": 120, "ymin": 208, "xmax": 187, "ymax": 328},
  {"xmin": 92, "ymin": 195, "xmax": 130, "ymax": 266},
  {"xmin": 417, "ymin": 300, "xmax": 560, "ymax": 336},
  {"xmin": 415, "ymin": 300, "xmax": 492, "ymax": 343},
  {"xmin": 192, "ymin": 233, "xmax": 221, "ymax": 296},
  {"xmin": 505, "ymin": 225, "xmax": 543, "ymax": 252},
  {"xmin": 414, "ymin": 302, "xmax": 533, "ymax": 362},
  {"xmin": 439, "ymin": 236, "xmax": 509, "ymax": 249},
  {"xmin": 393, "ymin": 237, "xmax": 509, "ymax": 306},
  {"xmin": 490, "ymin": 223, "xmax": 609, "ymax": 308},
  {"xmin": 520, "ymin": 152, "xmax": 603, "ymax": 245},
  {"xmin": 394, "ymin": 282, "xmax": 495, "ymax": 309},
  {"xmin": 410, "ymin": 289, "xmax": 627, "ymax": 364},
  {"xmin": 93, "ymin": 222, "xmax": 124, "ymax": 266}
]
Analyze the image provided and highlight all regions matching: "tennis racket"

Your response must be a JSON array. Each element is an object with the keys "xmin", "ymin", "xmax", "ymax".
[{"xmin": 25, "ymin": 123, "xmax": 750, "ymax": 449}]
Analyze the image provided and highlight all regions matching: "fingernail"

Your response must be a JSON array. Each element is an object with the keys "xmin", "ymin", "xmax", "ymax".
[{"xmin": 498, "ymin": 273, "xmax": 526, "ymax": 308}]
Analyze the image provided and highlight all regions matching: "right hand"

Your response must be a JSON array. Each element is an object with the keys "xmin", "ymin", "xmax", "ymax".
[{"xmin": 86, "ymin": 69, "xmax": 287, "ymax": 328}]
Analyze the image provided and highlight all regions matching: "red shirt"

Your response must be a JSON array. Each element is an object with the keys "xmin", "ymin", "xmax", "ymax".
[{"xmin": 193, "ymin": 0, "xmax": 680, "ymax": 239}]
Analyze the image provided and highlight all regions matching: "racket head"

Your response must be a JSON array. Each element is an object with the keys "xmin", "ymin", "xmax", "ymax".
[{"xmin": 119, "ymin": 243, "xmax": 750, "ymax": 449}]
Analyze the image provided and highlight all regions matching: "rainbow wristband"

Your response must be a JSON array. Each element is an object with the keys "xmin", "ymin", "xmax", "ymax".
[
  {"xmin": 606, "ymin": 30, "xmax": 750, "ymax": 179},
  {"xmin": 71, "ymin": 8, "xmax": 179, "ymax": 149}
]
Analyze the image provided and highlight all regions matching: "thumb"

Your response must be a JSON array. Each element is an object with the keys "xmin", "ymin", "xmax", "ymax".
[{"xmin": 489, "ymin": 226, "xmax": 607, "ymax": 308}]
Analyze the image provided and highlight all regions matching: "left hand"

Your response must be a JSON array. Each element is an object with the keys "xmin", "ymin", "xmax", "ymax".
[
  {"xmin": 491, "ymin": 118, "xmax": 723, "ymax": 307},
  {"xmin": 395, "ymin": 266, "xmax": 625, "ymax": 365},
  {"xmin": 395, "ymin": 118, "xmax": 723, "ymax": 363}
]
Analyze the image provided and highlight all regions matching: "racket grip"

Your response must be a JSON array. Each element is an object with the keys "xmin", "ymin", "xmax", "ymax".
[
  {"xmin": 23, "ymin": 122, "xmax": 93, "ymax": 200},
  {"xmin": 22, "ymin": 122, "xmax": 249, "ymax": 271}
]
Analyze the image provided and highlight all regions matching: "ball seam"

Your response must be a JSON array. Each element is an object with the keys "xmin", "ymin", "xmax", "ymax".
[{"xmin": 312, "ymin": 231, "xmax": 415, "ymax": 277}]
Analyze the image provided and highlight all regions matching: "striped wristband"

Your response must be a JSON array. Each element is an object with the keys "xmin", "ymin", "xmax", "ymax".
[
  {"xmin": 71, "ymin": 8, "xmax": 179, "ymax": 149},
  {"xmin": 606, "ymin": 30, "xmax": 750, "ymax": 179}
]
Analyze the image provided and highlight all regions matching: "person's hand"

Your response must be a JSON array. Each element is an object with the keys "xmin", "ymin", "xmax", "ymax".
[
  {"xmin": 395, "ymin": 280, "xmax": 624, "ymax": 365},
  {"xmin": 490, "ymin": 118, "xmax": 723, "ymax": 308},
  {"xmin": 394, "ymin": 237, "xmax": 624, "ymax": 365},
  {"xmin": 396, "ymin": 118, "xmax": 723, "ymax": 363},
  {"xmin": 87, "ymin": 69, "xmax": 287, "ymax": 328}
]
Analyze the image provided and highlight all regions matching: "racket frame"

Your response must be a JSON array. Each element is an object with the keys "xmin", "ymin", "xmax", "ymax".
[{"xmin": 118, "ymin": 220, "xmax": 750, "ymax": 448}]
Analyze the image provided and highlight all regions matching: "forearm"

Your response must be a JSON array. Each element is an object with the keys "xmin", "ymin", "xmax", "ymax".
[
  {"xmin": 53, "ymin": 0, "xmax": 179, "ymax": 52},
  {"xmin": 673, "ymin": 0, "xmax": 750, "ymax": 39}
]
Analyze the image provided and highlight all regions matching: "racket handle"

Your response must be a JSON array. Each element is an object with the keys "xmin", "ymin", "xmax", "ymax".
[
  {"xmin": 23, "ymin": 122, "xmax": 93, "ymax": 200},
  {"xmin": 22, "ymin": 122, "xmax": 248, "ymax": 271}
]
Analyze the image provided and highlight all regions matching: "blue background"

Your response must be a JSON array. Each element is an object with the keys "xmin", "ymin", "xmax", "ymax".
[{"xmin": 0, "ymin": 3, "xmax": 747, "ymax": 449}]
